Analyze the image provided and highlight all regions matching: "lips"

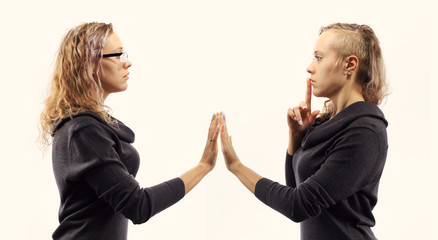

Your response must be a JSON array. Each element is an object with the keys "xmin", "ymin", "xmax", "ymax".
[{"xmin": 123, "ymin": 73, "xmax": 129, "ymax": 79}]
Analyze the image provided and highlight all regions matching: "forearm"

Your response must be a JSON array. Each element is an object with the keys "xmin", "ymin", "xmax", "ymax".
[
  {"xmin": 254, "ymin": 177, "xmax": 334, "ymax": 222},
  {"xmin": 179, "ymin": 163, "xmax": 212, "ymax": 195},
  {"xmin": 229, "ymin": 162, "xmax": 263, "ymax": 194},
  {"xmin": 288, "ymin": 130, "xmax": 303, "ymax": 155},
  {"xmin": 85, "ymin": 167, "xmax": 185, "ymax": 224},
  {"xmin": 285, "ymin": 151, "xmax": 296, "ymax": 187}
]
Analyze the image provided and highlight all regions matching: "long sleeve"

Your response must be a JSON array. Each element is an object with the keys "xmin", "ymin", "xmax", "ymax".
[
  {"xmin": 70, "ymin": 125, "xmax": 185, "ymax": 224},
  {"xmin": 285, "ymin": 151, "xmax": 296, "ymax": 187},
  {"xmin": 254, "ymin": 127, "xmax": 385, "ymax": 222}
]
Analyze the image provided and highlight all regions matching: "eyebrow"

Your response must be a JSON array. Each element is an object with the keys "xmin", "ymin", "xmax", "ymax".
[
  {"xmin": 112, "ymin": 47, "xmax": 124, "ymax": 52},
  {"xmin": 314, "ymin": 51, "xmax": 324, "ymax": 55}
]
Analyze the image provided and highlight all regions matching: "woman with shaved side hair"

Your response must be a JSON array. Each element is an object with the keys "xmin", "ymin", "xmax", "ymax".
[
  {"xmin": 220, "ymin": 23, "xmax": 389, "ymax": 240},
  {"xmin": 40, "ymin": 22, "xmax": 222, "ymax": 240}
]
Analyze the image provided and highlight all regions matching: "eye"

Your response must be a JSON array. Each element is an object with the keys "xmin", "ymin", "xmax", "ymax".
[{"xmin": 315, "ymin": 56, "xmax": 322, "ymax": 61}]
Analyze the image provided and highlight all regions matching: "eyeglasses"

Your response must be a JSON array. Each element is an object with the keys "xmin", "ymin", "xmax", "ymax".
[{"xmin": 102, "ymin": 52, "xmax": 128, "ymax": 63}]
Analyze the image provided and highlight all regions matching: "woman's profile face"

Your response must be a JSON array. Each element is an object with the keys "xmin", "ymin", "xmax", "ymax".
[
  {"xmin": 306, "ymin": 30, "xmax": 345, "ymax": 99},
  {"xmin": 100, "ymin": 32, "xmax": 132, "ymax": 99}
]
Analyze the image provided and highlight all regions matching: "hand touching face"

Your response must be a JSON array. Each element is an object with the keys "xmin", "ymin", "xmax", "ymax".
[
  {"xmin": 306, "ymin": 30, "xmax": 346, "ymax": 99},
  {"xmin": 287, "ymin": 78, "xmax": 320, "ymax": 135}
]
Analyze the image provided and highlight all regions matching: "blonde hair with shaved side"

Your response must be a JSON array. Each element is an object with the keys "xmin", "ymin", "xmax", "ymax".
[{"xmin": 319, "ymin": 23, "xmax": 388, "ymax": 117}]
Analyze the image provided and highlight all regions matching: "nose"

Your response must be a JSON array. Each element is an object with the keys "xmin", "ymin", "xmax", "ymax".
[
  {"xmin": 306, "ymin": 61, "xmax": 315, "ymax": 75},
  {"xmin": 124, "ymin": 59, "xmax": 132, "ymax": 68}
]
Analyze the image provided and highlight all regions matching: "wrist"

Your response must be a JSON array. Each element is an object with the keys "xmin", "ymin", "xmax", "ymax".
[
  {"xmin": 198, "ymin": 162, "xmax": 214, "ymax": 174},
  {"xmin": 289, "ymin": 129, "xmax": 303, "ymax": 139},
  {"xmin": 228, "ymin": 160, "xmax": 243, "ymax": 174}
]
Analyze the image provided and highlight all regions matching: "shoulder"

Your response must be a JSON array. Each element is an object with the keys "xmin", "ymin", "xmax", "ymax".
[
  {"xmin": 348, "ymin": 116, "xmax": 387, "ymax": 136},
  {"xmin": 53, "ymin": 113, "xmax": 116, "ymax": 145},
  {"xmin": 61, "ymin": 116, "xmax": 118, "ymax": 160},
  {"xmin": 343, "ymin": 102, "xmax": 388, "ymax": 136},
  {"xmin": 339, "ymin": 117, "xmax": 388, "ymax": 153},
  {"xmin": 66, "ymin": 115, "xmax": 109, "ymax": 134}
]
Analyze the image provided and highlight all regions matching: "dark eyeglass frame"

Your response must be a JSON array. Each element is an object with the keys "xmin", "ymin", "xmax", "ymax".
[
  {"xmin": 102, "ymin": 52, "xmax": 123, "ymax": 57},
  {"xmin": 102, "ymin": 52, "xmax": 128, "ymax": 62}
]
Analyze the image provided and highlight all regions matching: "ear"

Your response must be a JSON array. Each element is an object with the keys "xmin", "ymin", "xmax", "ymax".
[{"xmin": 343, "ymin": 55, "xmax": 359, "ymax": 75}]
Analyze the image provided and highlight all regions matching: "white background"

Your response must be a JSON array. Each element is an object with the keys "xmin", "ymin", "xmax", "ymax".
[{"xmin": 1, "ymin": 0, "xmax": 436, "ymax": 239}]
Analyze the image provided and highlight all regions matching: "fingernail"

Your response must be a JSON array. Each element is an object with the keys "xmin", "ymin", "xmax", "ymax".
[
  {"xmin": 221, "ymin": 115, "xmax": 224, "ymax": 120},
  {"xmin": 299, "ymin": 120, "xmax": 303, "ymax": 126},
  {"xmin": 293, "ymin": 117, "xmax": 297, "ymax": 121}
]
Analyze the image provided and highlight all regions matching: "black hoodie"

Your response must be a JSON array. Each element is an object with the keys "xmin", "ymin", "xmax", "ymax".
[
  {"xmin": 51, "ymin": 112, "xmax": 185, "ymax": 240},
  {"xmin": 255, "ymin": 101, "xmax": 388, "ymax": 240}
]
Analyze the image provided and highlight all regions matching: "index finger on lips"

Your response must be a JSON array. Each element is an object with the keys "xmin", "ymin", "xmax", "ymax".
[{"xmin": 305, "ymin": 78, "xmax": 312, "ymax": 109}]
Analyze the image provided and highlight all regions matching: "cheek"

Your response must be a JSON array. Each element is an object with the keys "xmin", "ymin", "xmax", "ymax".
[
  {"xmin": 318, "ymin": 64, "xmax": 338, "ymax": 83},
  {"xmin": 318, "ymin": 63, "xmax": 331, "ymax": 76},
  {"xmin": 101, "ymin": 64, "xmax": 118, "ymax": 81}
]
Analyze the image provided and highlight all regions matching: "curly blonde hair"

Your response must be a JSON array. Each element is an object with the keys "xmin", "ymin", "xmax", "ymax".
[
  {"xmin": 39, "ymin": 22, "xmax": 113, "ymax": 148},
  {"xmin": 319, "ymin": 23, "xmax": 389, "ymax": 117}
]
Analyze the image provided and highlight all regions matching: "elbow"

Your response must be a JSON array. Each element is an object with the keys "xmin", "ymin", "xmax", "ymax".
[
  {"xmin": 119, "ymin": 209, "xmax": 152, "ymax": 225},
  {"xmin": 289, "ymin": 215, "xmax": 309, "ymax": 223},
  {"xmin": 287, "ymin": 211, "xmax": 310, "ymax": 223},
  {"xmin": 283, "ymin": 201, "xmax": 322, "ymax": 223},
  {"xmin": 131, "ymin": 215, "xmax": 151, "ymax": 225},
  {"xmin": 114, "ymin": 191, "xmax": 154, "ymax": 225},
  {"xmin": 285, "ymin": 202, "xmax": 325, "ymax": 223}
]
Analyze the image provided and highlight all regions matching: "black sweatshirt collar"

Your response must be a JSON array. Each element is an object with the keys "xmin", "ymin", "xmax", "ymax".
[{"xmin": 301, "ymin": 101, "xmax": 388, "ymax": 149}]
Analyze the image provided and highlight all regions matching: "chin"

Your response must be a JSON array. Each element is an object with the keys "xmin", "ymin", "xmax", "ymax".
[
  {"xmin": 312, "ymin": 89, "xmax": 322, "ymax": 98},
  {"xmin": 111, "ymin": 87, "xmax": 128, "ymax": 94},
  {"xmin": 120, "ymin": 83, "xmax": 128, "ymax": 92}
]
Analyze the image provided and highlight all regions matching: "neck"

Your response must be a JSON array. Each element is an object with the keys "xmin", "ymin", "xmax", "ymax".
[
  {"xmin": 330, "ymin": 82, "xmax": 364, "ymax": 116},
  {"xmin": 103, "ymin": 92, "xmax": 109, "ymax": 102}
]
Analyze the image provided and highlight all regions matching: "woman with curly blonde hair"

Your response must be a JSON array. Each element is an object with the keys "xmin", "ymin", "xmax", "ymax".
[
  {"xmin": 220, "ymin": 23, "xmax": 388, "ymax": 240},
  {"xmin": 40, "ymin": 22, "xmax": 221, "ymax": 240}
]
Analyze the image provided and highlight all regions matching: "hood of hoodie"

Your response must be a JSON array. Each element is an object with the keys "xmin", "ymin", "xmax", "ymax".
[
  {"xmin": 301, "ymin": 101, "xmax": 388, "ymax": 150},
  {"xmin": 52, "ymin": 111, "xmax": 135, "ymax": 143}
]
